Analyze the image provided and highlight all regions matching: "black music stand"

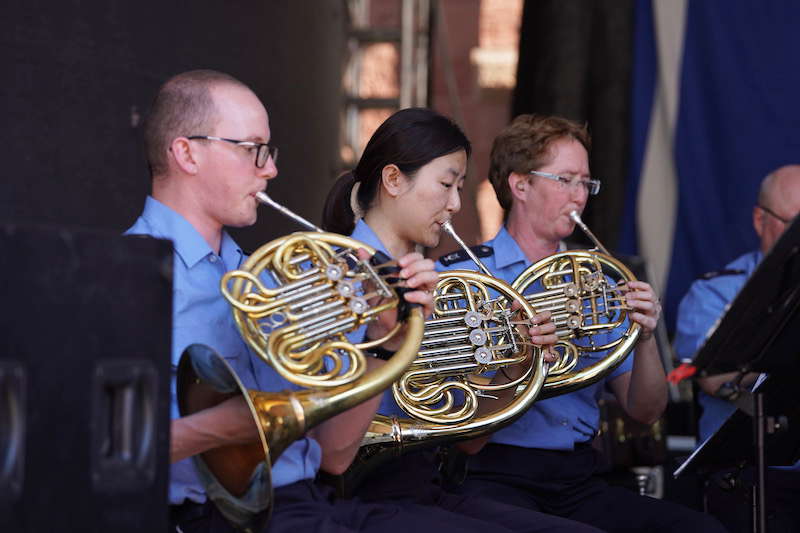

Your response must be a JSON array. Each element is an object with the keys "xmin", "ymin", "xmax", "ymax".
[{"xmin": 673, "ymin": 216, "xmax": 800, "ymax": 533}]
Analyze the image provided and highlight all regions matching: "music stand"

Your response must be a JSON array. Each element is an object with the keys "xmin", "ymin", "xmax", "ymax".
[{"xmin": 673, "ymin": 216, "xmax": 800, "ymax": 533}]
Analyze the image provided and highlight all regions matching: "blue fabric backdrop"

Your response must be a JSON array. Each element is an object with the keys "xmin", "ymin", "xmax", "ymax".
[{"xmin": 621, "ymin": 0, "xmax": 800, "ymax": 333}]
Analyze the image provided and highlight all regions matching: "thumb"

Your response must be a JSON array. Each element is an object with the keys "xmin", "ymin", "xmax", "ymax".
[{"xmin": 356, "ymin": 247, "xmax": 371, "ymax": 261}]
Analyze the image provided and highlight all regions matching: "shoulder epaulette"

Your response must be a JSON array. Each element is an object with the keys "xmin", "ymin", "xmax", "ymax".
[
  {"xmin": 438, "ymin": 245, "xmax": 494, "ymax": 266},
  {"xmin": 699, "ymin": 268, "xmax": 746, "ymax": 280}
]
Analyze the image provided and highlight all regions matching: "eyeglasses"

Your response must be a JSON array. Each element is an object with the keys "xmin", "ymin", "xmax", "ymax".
[
  {"xmin": 187, "ymin": 135, "xmax": 278, "ymax": 168},
  {"xmin": 528, "ymin": 170, "xmax": 601, "ymax": 196},
  {"xmin": 758, "ymin": 204, "xmax": 792, "ymax": 224}
]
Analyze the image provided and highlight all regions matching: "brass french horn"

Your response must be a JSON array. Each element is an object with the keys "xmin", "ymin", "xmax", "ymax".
[
  {"xmin": 388, "ymin": 221, "xmax": 546, "ymax": 427},
  {"xmin": 512, "ymin": 211, "xmax": 640, "ymax": 397},
  {"xmin": 178, "ymin": 192, "xmax": 425, "ymax": 531},
  {"xmin": 343, "ymin": 222, "xmax": 548, "ymax": 488}
]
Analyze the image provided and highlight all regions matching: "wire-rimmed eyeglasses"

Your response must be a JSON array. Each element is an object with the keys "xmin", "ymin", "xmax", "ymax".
[
  {"xmin": 758, "ymin": 204, "xmax": 792, "ymax": 225},
  {"xmin": 187, "ymin": 135, "xmax": 278, "ymax": 168},
  {"xmin": 528, "ymin": 170, "xmax": 601, "ymax": 196}
]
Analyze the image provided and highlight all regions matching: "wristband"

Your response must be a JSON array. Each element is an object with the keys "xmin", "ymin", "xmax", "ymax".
[{"xmin": 369, "ymin": 345, "xmax": 395, "ymax": 361}]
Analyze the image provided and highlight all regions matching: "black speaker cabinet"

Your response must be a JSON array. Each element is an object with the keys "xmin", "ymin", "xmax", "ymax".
[{"xmin": 0, "ymin": 225, "xmax": 172, "ymax": 532}]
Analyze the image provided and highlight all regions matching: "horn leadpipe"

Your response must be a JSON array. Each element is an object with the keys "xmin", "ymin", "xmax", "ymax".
[
  {"xmin": 440, "ymin": 220, "xmax": 493, "ymax": 277},
  {"xmin": 256, "ymin": 191, "xmax": 322, "ymax": 232},
  {"xmin": 569, "ymin": 211, "xmax": 610, "ymax": 255}
]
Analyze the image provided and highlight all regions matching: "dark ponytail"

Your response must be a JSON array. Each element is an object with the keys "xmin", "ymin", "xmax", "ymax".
[
  {"xmin": 322, "ymin": 171, "xmax": 359, "ymax": 235},
  {"xmin": 322, "ymin": 108, "xmax": 471, "ymax": 234}
]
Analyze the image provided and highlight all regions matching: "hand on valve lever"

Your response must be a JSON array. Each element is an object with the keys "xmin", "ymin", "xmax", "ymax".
[
  {"xmin": 619, "ymin": 280, "xmax": 661, "ymax": 342},
  {"xmin": 502, "ymin": 299, "xmax": 560, "ymax": 382},
  {"xmin": 358, "ymin": 249, "xmax": 437, "ymax": 355}
]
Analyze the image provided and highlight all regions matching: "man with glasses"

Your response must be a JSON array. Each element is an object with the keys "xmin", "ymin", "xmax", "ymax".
[
  {"xmin": 673, "ymin": 165, "xmax": 800, "ymax": 532},
  {"xmin": 127, "ymin": 70, "xmax": 286, "ymax": 531},
  {"xmin": 675, "ymin": 165, "xmax": 800, "ymax": 444},
  {"xmin": 440, "ymin": 114, "xmax": 726, "ymax": 532}
]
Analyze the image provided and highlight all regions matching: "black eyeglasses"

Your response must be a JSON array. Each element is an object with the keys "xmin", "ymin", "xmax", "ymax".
[
  {"xmin": 758, "ymin": 204, "xmax": 792, "ymax": 224},
  {"xmin": 187, "ymin": 135, "xmax": 278, "ymax": 168}
]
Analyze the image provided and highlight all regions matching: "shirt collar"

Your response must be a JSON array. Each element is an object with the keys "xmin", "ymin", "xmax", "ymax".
[
  {"xmin": 351, "ymin": 218, "xmax": 391, "ymax": 257},
  {"xmin": 491, "ymin": 225, "xmax": 529, "ymax": 270},
  {"xmin": 139, "ymin": 196, "xmax": 243, "ymax": 269},
  {"xmin": 490, "ymin": 226, "xmax": 568, "ymax": 269},
  {"xmin": 219, "ymin": 230, "xmax": 245, "ymax": 270}
]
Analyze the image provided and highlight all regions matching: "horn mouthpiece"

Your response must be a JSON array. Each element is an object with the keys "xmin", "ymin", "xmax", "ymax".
[
  {"xmin": 569, "ymin": 210, "xmax": 610, "ymax": 255},
  {"xmin": 440, "ymin": 220, "xmax": 493, "ymax": 277},
  {"xmin": 255, "ymin": 191, "xmax": 322, "ymax": 232}
]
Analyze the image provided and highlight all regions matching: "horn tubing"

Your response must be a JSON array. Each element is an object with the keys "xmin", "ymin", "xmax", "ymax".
[
  {"xmin": 569, "ymin": 210, "xmax": 610, "ymax": 255},
  {"xmin": 361, "ymin": 271, "xmax": 545, "ymax": 449},
  {"xmin": 256, "ymin": 191, "xmax": 323, "ymax": 232},
  {"xmin": 293, "ymin": 309, "xmax": 425, "ymax": 433},
  {"xmin": 512, "ymin": 249, "xmax": 642, "ymax": 396},
  {"xmin": 440, "ymin": 220, "xmax": 494, "ymax": 277}
]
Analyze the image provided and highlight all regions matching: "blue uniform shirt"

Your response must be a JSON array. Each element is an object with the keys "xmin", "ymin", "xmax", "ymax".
[
  {"xmin": 347, "ymin": 219, "xmax": 411, "ymax": 418},
  {"xmin": 674, "ymin": 250, "xmax": 761, "ymax": 443},
  {"xmin": 126, "ymin": 197, "xmax": 321, "ymax": 505},
  {"xmin": 435, "ymin": 225, "xmax": 634, "ymax": 450}
]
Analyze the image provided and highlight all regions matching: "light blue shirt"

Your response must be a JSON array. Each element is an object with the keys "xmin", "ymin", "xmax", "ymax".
[
  {"xmin": 674, "ymin": 250, "xmax": 761, "ymax": 442},
  {"xmin": 346, "ymin": 219, "xmax": 411, "ymax": 417},
  {"xmin": 126, "ymin": 196, "xmax": 321, "ymax": 505},
  {"xmin": 435, "ymin": 225, "xmax": 634, "ymax": 450}
]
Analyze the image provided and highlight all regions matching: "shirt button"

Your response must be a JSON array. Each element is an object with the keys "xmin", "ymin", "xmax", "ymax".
[
  {"xmin": 561, "ymin": 419, "xmax": 568, "ymax": 426},
  {"xmin": 209, "ymin": 255, "xmax": 218, "ymax": 263}
]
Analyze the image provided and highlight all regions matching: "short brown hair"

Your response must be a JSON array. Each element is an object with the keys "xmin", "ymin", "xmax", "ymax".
[
  {"xmin": 143, "ymin": 69, "xmax": 247, "ymax": 176},
  {"xmin": 488, "ymin": 114, "xmax": 591, "ymax": 213}
]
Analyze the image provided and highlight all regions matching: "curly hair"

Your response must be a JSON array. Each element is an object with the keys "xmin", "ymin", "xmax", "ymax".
[{"xmin": 488, "ymin": 114, "xmax": 590, "ymax": 213}]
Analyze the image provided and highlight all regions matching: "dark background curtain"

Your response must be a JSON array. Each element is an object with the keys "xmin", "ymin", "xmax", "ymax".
[
  {"xmin": 1, "ymin": 1, "xmax": 345, "ymax": 253},
  {"xmin": 512, "ymin": 0, "xmax": 634, "ymax": 250}
]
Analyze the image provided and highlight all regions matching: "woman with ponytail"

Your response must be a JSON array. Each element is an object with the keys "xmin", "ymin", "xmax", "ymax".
[
  {"xmin": 323, "ymin": 107, "xmax": 470, "ymax": 250},
  {"xmin": 321, "ymin": 108, "xmax": 598, "ymax": 533}
]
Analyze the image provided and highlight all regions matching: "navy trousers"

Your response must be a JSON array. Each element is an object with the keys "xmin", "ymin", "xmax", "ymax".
[
  {"xmin": 169, "ymin": 500, "xmax": 231, "ymax": 532},
  {"xmin": 171, "ymin": 475, "xmax": 596, "ymax": 533},
  {"xmin": 457, "ymin": 443, "xmax": 729, "ymax": 533},
  {"xmin": 269, "ymin": 478, "xmax": 594, "ymax": 533},
  {"xmin": 352, "ymin": 448, "xmax": 602, "ymax": 533}
]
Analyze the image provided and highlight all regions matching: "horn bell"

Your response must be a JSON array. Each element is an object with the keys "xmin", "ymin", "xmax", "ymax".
[
  {"xmin": 177, "ymin": 307, "xmax": 426, "ymax": 530},
  {"xmin": 177, "ymin": 343, "xmax": 275, "ymax": 533}
]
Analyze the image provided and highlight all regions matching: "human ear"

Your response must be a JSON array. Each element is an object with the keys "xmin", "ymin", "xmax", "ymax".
[
  {"xmin": 381, "ymin": 164, "xmax": 406, "ymax": 197},
  {"xmin": 169, "ymin": 137, "xmax": 200, "ymax": 175},
  {"xmin": 508, "ymin": 172, "xmax": 528, "ymax": 201},
  {"xmin": 753, "ymin": 205, "xmax": 765, "ymax": 240}
]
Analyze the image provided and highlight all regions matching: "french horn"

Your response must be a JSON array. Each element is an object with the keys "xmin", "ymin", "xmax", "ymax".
[
  {"xmin": 342, "ymin": 221, "xmax": 548, "ymax": 489},
  {"xmin": 178, "ymin": 192, "xmax": 425, "ymax": 531},
  {"xmin": 512, "ymin": 211, "xmax": 641, "ymax": 397},
  {"xmin": 389, "ymin": 221, "xmax": 546, "ymax": 426}
]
